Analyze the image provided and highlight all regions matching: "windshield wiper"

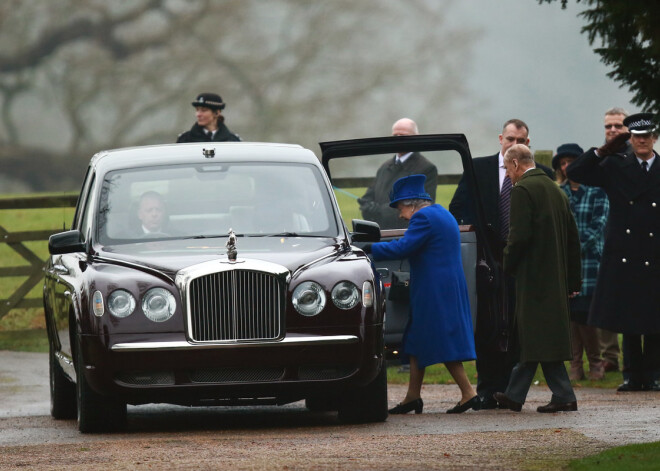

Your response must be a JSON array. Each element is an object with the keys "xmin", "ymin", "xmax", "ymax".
[
  {"xmin": 250, "ymin": 232, "xmax": 325, "ymax": 238},
  {"xmin": 185, "ymin": 234, "xmax": 244, "ymax": 240}
]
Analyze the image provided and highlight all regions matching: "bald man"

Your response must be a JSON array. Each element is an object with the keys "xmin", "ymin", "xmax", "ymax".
[{"xmin": 358, "ymin": 118, "xmax": 438, "ymax": 229}]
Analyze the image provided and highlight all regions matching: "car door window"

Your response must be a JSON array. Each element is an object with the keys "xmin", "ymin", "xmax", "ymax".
[{"xmin": 327, "ymin": 150, "xmax": 464, "ymax": 230}]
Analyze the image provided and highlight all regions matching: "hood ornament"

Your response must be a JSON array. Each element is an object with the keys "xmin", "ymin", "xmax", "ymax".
[{"xmin": 226, "ymin": 228, "xmax": 238, "ymax": 262}]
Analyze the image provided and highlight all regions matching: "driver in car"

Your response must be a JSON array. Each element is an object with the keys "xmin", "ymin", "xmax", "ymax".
[{"xmin": 136, "ymin": 191, "xmax": 168, "ymax": 236}]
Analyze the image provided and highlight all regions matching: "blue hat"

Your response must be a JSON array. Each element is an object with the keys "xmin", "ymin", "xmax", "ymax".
[
  {"xmin": 552, "ymin": 143, "xmax": 584, "ymax": 170},
  {"xmin": 388, "ymin": 174, "xmax": 432, "ymax": 208}
]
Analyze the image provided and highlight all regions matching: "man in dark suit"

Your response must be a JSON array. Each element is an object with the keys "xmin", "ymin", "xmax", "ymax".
[
  {"xmin": 358, "ymin": 118, "xmax": 437, "ymax": 229},
  {"xmin": 567, "ymin": 112, "xmax": 660, "ymax": 391},
  {"xmin": 494, "ymin": 144, "xmax": 581, "ymax": 413},
  {"xmin": 449, "ymin": 119, "xmax": 554, "ymax": 409}
]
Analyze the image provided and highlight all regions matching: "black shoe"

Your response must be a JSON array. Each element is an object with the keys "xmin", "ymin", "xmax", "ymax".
[
  {"xmin": 643, "ymin": 381, "xmax": 660, "ymax": 391},
  {"xmin": 446, "ymin": 395, "xmax": 481, "ymax": 414},
  {"xmin": 537, "ymin": 401, "xmax": 578, "ymax": 413},
  {"xmin": 493, "ymin": 392, "xmax": 523, "ymax": 412},
  {"xmin": 617, "ymin": 380, "xmax": 644, "ymax": 392},
  {"xmin": 388, "ymin": 398, "xmax": 423, "ymax": 414},
  {"xmin": 480, "ymin": 397, "xmax": 499, "ymax": 410}
]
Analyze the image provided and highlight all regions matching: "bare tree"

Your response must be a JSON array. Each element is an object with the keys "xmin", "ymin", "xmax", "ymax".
[{"xmin": 0, "ymin": 0, "xmax": 477, "ymax": 191}]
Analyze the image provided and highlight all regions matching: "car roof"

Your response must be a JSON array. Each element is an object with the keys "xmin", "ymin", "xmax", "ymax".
[{"xmin": 90, "ymin": 142, "xmax": 320, "ymax": 173}]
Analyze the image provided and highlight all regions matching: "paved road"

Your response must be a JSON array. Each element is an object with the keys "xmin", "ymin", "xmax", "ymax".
[{"xmin": 2, "ymin": 351, "xmax": 659, "ymax": 469}]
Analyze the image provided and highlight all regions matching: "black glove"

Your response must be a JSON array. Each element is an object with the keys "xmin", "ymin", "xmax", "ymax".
[
  {"xmin": 597, "ymin": 132, "xmax": 630, "ymax": 156},
  {"xmin": 362, "ymin": 243, "xmax": 373, "ymax": 254}
]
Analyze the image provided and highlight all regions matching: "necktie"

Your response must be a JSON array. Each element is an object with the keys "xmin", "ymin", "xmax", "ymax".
[
  {"xmin": 498, "ymin": 175, "xmax": 512, "ymax": 241},
  {"xmin": 642, "ymin": 161, "xmax": 649, "ymax": 172}
]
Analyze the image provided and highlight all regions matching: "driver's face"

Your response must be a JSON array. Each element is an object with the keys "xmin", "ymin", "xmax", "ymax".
[{"xmin": 138, "ymin": 197, "xmax": 165, "ymax": 231}]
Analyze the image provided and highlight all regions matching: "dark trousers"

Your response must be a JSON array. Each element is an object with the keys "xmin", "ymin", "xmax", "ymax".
[
  {"xmin": 623, "ymin": 333, "xmax": 660, "ymax": 386},
  {"xmin": 505, "ymin": 361, "xmax": 576, "ymax": 404},
  {"xmin": 475, "ymin": 266, "xmax": 518, "ymax": 401}
]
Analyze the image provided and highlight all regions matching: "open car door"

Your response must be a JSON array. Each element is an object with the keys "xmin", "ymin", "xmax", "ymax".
[{"xmin": 320, "ymin": 134, "xmax": 507, "ymax": 360}]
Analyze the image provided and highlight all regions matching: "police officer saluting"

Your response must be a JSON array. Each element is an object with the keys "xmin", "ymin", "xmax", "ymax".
[
  {"xmin": 176, "ymin": 92, "xmax": 241, "ymax": 143},
  {"xmin": 567, "ymin": 112, "xmax": 660, "ymax": 391}
]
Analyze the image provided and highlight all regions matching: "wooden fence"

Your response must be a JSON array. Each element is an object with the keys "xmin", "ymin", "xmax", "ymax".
[{"xmin": 0, "ymin": 194, "xmax": 78, "ymax": 320}]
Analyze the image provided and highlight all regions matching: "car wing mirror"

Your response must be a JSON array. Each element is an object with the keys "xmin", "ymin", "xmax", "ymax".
[
  {"xmin": 49, "ymin": 230, "xmax": 85, "ymax": 255},
  {"xmin": 351, "ymin": 219, "xmax": 381, "ymax": 242}
]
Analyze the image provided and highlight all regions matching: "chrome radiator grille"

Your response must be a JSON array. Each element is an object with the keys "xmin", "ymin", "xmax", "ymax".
[{"xmin": 188, "ymin": 270, "xmax": 285, "ymax": 342}]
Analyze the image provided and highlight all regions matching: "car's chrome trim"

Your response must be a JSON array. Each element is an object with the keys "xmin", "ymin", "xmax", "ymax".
[
  {"xmin": 176, "ymin": 258, "xmax": 291, "ymax": 343},
  {"xmin": 110, "ymin": 334, "xmax": 359, "ymax": 351}
]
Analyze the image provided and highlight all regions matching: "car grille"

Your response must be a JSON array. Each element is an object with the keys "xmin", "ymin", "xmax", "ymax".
[{"xmin": 188, "ymin": 270, "xmax": 285, "ymax": 342}]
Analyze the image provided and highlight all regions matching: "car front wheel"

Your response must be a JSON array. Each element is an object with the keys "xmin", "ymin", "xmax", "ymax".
[
  {"xmin": 337, "ymin": 361, "xmax": 388, "ymax": 424},
  {"xmin": 75, "ymin": 333, "xmax": 127, "ymax": 433},
  {"xmin": 49, "ymin": 343, "xmax": 76, "ymax": 420}
]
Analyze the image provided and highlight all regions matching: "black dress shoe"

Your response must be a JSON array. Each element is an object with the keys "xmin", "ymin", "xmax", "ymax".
[
  {"xmin": 617, "ymin": 380, "xmax": 644, "ymax": 392},
  {"xmin": 537, "ymin": 401, "xmax": 578, "ymax": 413},
  {"xmin": 643, "ymin": 381, "xmax": 660, "ymax": 391},
  {"xmin": 388, "ymin": 398, "xmax": 423, "ymax": 414},
  {"xmin": 480, "ymin": 397, "xmax": 499, "ymax": 410},
  {"xmin": 446, "ymin": 395, "xmax": 481, "ymax": 414},
  {"xmin": 493, "ymin": 392, "xmax": 522, "ymax": 412}
]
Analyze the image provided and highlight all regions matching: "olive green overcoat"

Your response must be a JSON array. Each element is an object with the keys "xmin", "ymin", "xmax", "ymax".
[{"xmin": 503, "ymin": 168, "xmax": 582, "ymax": 362}]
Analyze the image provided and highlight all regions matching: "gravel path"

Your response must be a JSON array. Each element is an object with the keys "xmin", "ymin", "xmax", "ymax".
[{"xmin": 1, "ymin": 351, "xmax": 659, "ymax": 470}]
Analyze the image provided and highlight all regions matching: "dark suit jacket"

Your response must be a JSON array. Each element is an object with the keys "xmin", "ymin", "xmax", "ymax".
[
  {"xmin": 567, "ymin": 148, "xmax": 660, "ymax": 334},
  {"xmin": 358, "ymin": 152, "xmax": 437, "ymax": 229},
  {"xmin": 448, "ymin": 152, "xmax": 554, "ymax": 352},
  {"xmin": 449, "ymin": 153, "xmax": 554, "ymax": 245}
]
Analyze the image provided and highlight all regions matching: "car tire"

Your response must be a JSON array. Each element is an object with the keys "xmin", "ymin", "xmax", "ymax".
[
  {"xmin": 75, "ymin": 334, "xmax": 127, "ymax": 433},
  {"xmin": 49, "ymin": 344, "xmax": 76, "ymax": 420},
  {"xmin": 337, "ymin": 361, "xmax": 388, "ymax": 424}
]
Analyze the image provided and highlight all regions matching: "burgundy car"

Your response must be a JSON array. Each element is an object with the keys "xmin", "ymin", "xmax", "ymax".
[{"xmin": 44, "ymin": 142, "xmax": 386, "ymax": 432}]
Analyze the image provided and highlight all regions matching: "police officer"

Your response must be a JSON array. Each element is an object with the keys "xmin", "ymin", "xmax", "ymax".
[
  {"xmin": 176, "ymin": 92, "xmax": 241, "ymax": 143},
  {"xmin": 567, "ymin": 112, "xmax": 660, "ymax": 391}
]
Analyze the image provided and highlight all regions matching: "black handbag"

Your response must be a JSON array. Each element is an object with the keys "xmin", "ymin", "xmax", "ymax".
[{"xmin": 388, "ymin": 270, "xmax": 410, "ymax": 303}]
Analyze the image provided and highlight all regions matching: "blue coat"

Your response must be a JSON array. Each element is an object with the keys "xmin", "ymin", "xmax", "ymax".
[{"xmin": 371, "ymin": 204, "xmax": 475, "ymax": 368}]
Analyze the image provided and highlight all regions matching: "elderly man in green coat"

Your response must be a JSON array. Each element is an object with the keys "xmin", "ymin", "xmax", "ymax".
[{"xmin": 493, "ymin": 144, "xmax": 582, "ymax": 413}]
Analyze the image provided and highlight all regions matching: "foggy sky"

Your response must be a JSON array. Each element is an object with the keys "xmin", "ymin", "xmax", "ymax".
[{"xmin": 442, "ymin": 0, "xmax": 637, "ymax": 157}]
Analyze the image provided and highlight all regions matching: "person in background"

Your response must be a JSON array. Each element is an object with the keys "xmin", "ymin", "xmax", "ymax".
[
  {"xmin": 364, "ymin": 174, "xmax": 479, "ymax": 414},
  {"xmin": 567, "ymin": 112, "xmax": 660, "ymax": 392},
  {"xmin": 358, "ymin": 118, "xmax": 437, "ymax": 229},
  {"xmin": 494, "ymin": 144, "xmax": 581, "ymax": 413},
  {"xmin": 597, "ymin": 107, "xmax": 629, "ymax": 374},
  {"xmin": 176, "ymin": 92, "xmax": 241, "ymax": 143},
  {"xmin": 553, "ymin": 143, "xmax": 609, "ymax": 381},
  {"xmin": 449, "ymin": 119, "xmax": 553, "ymax": 410}
]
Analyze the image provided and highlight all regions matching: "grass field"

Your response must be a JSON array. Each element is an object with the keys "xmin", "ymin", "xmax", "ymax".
[{"xmin": 567, "ymin": 442, "xmax": 660, "ymax": 470}]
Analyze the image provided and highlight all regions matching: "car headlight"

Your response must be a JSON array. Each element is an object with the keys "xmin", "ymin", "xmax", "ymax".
[
  {"xmin": 292, "ymin": 281, "xmax": 326, "ymax": 316},
  {"xmin": 142, "ymin": 288, "xmax": 176, "ymax": 322},
  {"xmin": 331, "ymin": 281, "xmax": 360, "ymax": 310},
  {"xmin": 107, "ymin": 290, "xmax": 136, "ymax": 318}
]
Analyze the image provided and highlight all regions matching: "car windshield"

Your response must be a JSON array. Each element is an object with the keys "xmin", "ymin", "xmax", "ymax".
[{"xmin": 96, "ymin": 161, "xmax": 340, "ymax": 244}]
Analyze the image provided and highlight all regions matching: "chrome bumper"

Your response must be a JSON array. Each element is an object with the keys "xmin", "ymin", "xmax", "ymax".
[{"xmin": 111, "ymin": 334, "xmax": 359, "ymax": 352}]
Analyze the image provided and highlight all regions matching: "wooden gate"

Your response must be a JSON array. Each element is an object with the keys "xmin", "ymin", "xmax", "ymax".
[{"xmin": 0, "ymin": 194, "xmax": 77, "ymax": 319}]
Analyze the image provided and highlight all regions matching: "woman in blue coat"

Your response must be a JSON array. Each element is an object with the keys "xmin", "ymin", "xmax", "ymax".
[{"xmin": 366, "ymin": 174, "xmax": 479, "ymax": 414}]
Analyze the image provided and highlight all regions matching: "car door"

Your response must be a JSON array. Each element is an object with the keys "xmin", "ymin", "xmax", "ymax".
[{"xmin": 320, "ymin": 134, "xmax": 504, "ymax": 361}]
